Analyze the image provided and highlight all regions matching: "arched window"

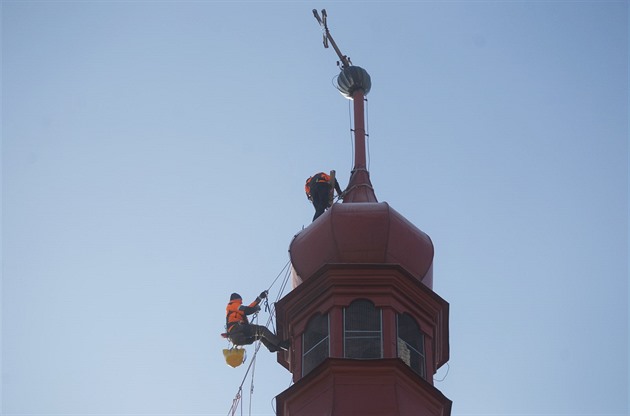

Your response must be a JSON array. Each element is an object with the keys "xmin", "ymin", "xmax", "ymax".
[
  {"xmin": 397, "ymin": 313, "xmax": 426, "ymax": 378},
  {"xmin": 343, "ymin": 299, "xmax": 382, "ymax": 359},
  {"xmin": 302, "ymin": 313, "xmax": 329, "ymax": 376}
]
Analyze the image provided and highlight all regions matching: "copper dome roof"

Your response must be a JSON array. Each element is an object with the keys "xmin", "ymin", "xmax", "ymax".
[{"xmin": 289, "ymin": 201, "xmax": 434, "ymax": 289}]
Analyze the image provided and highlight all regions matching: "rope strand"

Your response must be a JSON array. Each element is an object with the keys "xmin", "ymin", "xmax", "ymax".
[
  {"xmin": 266, "ymin": 259, "xmax": 291, "ymax": 293},
  {"xmin": 365, "ymin": 97, "xmax": 371, "ymax": 171},
  {"xmin": 348, "ymin": 99, "xmax": 354, "ymax": 172}
]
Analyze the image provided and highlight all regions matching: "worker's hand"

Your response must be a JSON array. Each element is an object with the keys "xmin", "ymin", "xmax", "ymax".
[{"xmin": 259, "ymin": 290, "xmax": 268, "ymax": 299}]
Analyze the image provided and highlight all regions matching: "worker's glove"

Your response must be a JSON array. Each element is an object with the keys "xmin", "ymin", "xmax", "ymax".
[{"xmin": 259, "ymin": 290, "xmax": 268, "ymax": 299}]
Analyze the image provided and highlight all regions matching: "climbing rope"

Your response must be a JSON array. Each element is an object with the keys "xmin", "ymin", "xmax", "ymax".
[
  {"xmin": 226, "ymin": 344, "xmax": 259, "ymax": 416},
  {"xmin": 229, "ymin": 387, "xmax": 242, "ymax": 416},
  {"xmin": 365, "ymin": 97, "xmax": 371, "ymax": 171},
  {"xmin": 434, "ymin": 362, "xmax": 450, "ymax": 382},
  {"xmin": 348, "ymin": 98, "xmax": 354, "ymax": 172},
  {"xmin": 258, "ymin": 261, "xmax": 291, "ymax": 340},
  {"xmin": 347, "ymin": 96, "xmax": 372, "ymax": 173},
  {"xmin": 247, "ymin": 313, "xmax": 260, "ymax": 416},
  {"xmin": 265, "ymin": 259, "xmax": 291, "ymax": 295},
  {"xmin": 225, "ymin": 259, "xmax": 293, "ymax": 416}
]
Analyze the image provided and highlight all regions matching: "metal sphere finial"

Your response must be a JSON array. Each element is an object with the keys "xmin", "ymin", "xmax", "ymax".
[{"xmin": 337, "ymin": 66, "xmax": 372, "ymax": 99}]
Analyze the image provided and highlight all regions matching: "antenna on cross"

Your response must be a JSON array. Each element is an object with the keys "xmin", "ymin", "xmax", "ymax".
[{"xmin": 312, "ymin": 9, "xmax": 352, "ymax": 69}]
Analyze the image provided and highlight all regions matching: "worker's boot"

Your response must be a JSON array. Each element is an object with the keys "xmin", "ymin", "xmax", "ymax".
[
  {"xmin": 261, "ymin": 338, "xmax": 279, "ymax": 352},
  {"xmin": 279, "ymin": 339, "xmax": 290, "ymax": 351}
]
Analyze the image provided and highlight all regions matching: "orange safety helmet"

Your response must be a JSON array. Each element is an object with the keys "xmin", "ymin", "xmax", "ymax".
[{"xmin": 305, "ymin": 172, "xmax": 331, "ymax": 197}]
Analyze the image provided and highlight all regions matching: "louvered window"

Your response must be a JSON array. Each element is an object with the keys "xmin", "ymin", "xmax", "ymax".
[
  {"xmin": 343, "ymin": 300, "xmax": 382, "ymax": 359},
  {"xmin": 302, "ymin": 313, "xmax": 329, "ymax": 376},
  {"xmin": 397, "ymin": 313, "xmax": 426, "ymax": 378}
]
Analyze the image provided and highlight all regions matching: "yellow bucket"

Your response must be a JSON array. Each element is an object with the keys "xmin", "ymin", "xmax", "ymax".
[{"xmin": 223, "ymin": 347, "xmax": 246, "ymax": 368}]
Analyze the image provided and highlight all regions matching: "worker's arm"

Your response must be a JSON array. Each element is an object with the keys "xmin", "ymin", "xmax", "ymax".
[
  {"xmin": 240, "ymin": 291, "xmax": 267, "ymax": 315},
  {"xmin": 239, "ymin": 304, "xmax": 260, "ymax": 315},
  {"xmin": 334, "ymin": 179, "xmax": 343, "ymax": 196}
]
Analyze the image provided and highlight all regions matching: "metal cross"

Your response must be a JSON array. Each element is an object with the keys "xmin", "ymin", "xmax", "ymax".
[{"xmin": 312, "ymin": 9, "xmax": 352, "ymax": 69}]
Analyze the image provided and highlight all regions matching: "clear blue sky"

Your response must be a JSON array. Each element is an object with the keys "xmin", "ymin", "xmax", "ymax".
[{"xmin": 2, "ymin": 1, "xmax": 628, "ymax": 415}]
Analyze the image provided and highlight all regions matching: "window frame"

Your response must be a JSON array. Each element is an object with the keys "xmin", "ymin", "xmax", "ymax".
[
  {"xmin": 396, "ymin": 312, "xmax": 426, "ymax": 378},
  {"xmin": 302, "ymin": 313, "xmax": 330, "ymax": 376},
  {"xmin": 343, "ymin": 299, "xmax": 383, "ymax": 359}
]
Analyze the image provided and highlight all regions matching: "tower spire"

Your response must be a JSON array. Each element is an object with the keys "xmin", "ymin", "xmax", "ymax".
[
  {"xmin": 274, "ymin": 11, "xmax": 451, "ymax": 416},
  {"xmin": 312, "ymin": 9, "xmax": 376, "ymax": 202}
]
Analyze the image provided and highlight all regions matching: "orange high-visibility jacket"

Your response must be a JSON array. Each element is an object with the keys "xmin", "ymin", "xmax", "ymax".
[
  {"xmin": 225, "ymin": 298, "xmax": 261, "ymax": 332},
  {"xmin": 305, "ymin": 172, "xmax": 331, "ymax": 197}
]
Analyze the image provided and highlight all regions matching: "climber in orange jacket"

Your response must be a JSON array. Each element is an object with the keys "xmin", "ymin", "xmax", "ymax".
[
  {"xmin": 225, "ymin": 292, "xmax": 289, "ymax": 352},
  {"xmin": 305, "ymin": 172, "xmax": 343, "ymax": 221}
]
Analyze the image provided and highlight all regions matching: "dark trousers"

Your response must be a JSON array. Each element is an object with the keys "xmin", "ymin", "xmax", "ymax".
[
  {"xmin": 310, "ymin": 182, "xmax": 332, "ymax": 221},
  {"xmin": 228, "ymin": 323, "xmax": 282, "ymax": 352}
]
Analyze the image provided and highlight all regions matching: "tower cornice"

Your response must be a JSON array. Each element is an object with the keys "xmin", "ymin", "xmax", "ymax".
[
  {"xmin": 276, "ymin": 263, "xmax": 449, "ymax": 377},
  {"xmin": 276, "ymin": 358, "xmax": 452, "ymax": 416}
]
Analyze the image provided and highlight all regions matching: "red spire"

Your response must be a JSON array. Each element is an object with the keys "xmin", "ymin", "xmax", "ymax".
[
  {"xmin": 275, "ymin": 12, "xmax": 451, "ymax": 416},
  {"xmin": 343, "ymin": 88, "xmax": 377, "ymax": 203}
]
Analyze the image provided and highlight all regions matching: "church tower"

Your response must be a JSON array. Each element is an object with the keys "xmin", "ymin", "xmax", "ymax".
[{"xmin": 274, "ymin": 11, "xmax": 451, "ymax": 415}]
